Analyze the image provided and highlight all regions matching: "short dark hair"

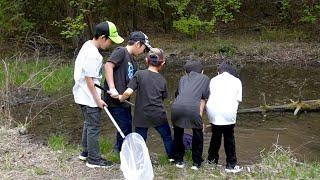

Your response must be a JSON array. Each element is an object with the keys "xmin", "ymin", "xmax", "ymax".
[
  {"xmin": 217, "ymin": 61, "xmax": 237, "ymax": 77},
  {"xmin": 94, "ymin": 22, "xmax": 109, "ymax": 40},
  {"xmin": 184, "ymin": 60, "xmax": 203, "ymax": 73}
]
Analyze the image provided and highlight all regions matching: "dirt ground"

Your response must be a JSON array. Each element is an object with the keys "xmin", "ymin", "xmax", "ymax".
[{"xmin": 0, "ymin": 127, "xmax": 123, "ymax": 179}]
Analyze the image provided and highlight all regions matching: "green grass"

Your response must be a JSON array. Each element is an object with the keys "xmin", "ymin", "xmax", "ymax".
[
  {"xmin": 261, "ymin": 28, "xmax": 311, "ymax": 42},
  {"xmin": 33, "ymin": 166, "xmax": 48, "ymax": 175},
  {"xmin": 153, "ymin": 144, "xmax": 320, "ymax": 179},
  {"xmin": 100, "ymin": 137, "xmax": 120, "ymax": 163},
  {"xmin": 47, "ymin": 135, "xmax": 66, "ymax": 151},
  {"xmin": 0, "ymin": 59, "xmax": 73, "ymax": 93}
]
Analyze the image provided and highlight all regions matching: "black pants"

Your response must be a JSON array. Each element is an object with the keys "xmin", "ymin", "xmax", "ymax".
[
  {"xmin": 208, "ymin": 124, "xmax": 237, "ymax": 168},
  {"xmin": 173, "ymin": 126, "xmax": 203, "ymax": 166}
]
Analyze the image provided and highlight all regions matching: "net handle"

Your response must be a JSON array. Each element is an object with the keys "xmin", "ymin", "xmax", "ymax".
[{"xmin": 104, "ymin": 106, "xmax": 125, "ymax": 138}]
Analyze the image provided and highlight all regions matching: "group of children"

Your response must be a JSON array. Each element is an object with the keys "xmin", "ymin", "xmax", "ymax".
[{"xmin": 73, "ymin": 21, "xmax": 243, "ymax": 173}]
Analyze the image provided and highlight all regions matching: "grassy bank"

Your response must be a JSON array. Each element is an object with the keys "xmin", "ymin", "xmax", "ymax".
[
  {"xmin": 0, "ymin": 58, "xmax": 73, "ymax": 93},
  {"xmin": 152, "ymin": 29, "xmax": 320, "ymax": 65},
  {"xmin": 0, "ymin": 127, "xmax": 319, "ymax": 179}
]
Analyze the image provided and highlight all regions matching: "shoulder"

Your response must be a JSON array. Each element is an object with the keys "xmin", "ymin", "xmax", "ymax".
[
  {"xmin": 198, "ymin": 73, "xmax": 210, "ymax": 81},
  {"xmin": 111, "ymin": 46, "xmax": 125, "ymax": 55}
]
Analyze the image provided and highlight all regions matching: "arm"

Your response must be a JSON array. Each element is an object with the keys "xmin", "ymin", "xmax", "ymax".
[
  {"xmin": 200, "ymin": 99, "xmax": 206, "ymax": 133},
  {"xmin": 104, "ymin": 62, "xmax": 119, "ymax": 98},
  {"xmin": 119, "ymin": 88, "xmax": 134, "ymax": 102},
  {"xmin": 199, "ymin": 99, "xmax": 206, "ymax": 117},
  {"xmin": 85, "ymin": 76, "xmax": 106, "ymax": 109}
]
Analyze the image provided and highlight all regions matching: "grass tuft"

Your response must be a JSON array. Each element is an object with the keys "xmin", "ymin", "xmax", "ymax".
[{"xmin": 47, "ymin": 135, "xmax": 66, "ymax": 151}]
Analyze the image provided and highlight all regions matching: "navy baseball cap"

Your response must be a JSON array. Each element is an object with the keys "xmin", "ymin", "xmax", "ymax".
[{"xmin": 129, "ymin": 31, "xmax": 152, "ymax": 52}]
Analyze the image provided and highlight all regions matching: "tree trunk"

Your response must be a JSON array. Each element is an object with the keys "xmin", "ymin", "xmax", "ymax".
[
  {"xmin": 238, "ymin": 100, "xmax": 320, "ymax": 115},
  {"xmin": 132, "ymin": 0, "xmax": 138, "ymax": 31}
]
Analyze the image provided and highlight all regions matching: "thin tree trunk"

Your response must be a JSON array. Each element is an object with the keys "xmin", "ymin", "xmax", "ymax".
[
  {"xmin": 238, "ymin": 100, "xmax": 320, "ymax": 115},
  {"xmin": 132, "ymin": 0, "xmax": 138, "ymax": 31}
]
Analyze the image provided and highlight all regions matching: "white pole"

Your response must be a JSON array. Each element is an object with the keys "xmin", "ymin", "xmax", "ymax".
[{"xmin": 104, "ymin": 106, "xmax": 125, "ymax": 138}]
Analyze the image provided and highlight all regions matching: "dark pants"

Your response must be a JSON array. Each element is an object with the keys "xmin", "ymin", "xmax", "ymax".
[
  {"xmin": 107, "ymin": 107, "xmax": 132, "ymax": 151},
  {"xmin": 135, "ymin": 123, "xmax": 173, "ymax": 159},
  {"xmin": 173, "ymin": 126, "xmax": 203, "ymax": 165},
  {"xmin": 208, "ymin": 124, "xmax": 237, "ymax": 168},
  {"xmin": 80, "ymin": 105, "xmax": 101, "ymax": 161}
]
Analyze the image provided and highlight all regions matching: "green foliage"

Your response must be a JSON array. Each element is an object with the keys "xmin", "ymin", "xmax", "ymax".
[
  {"xmin": 48, "ymin": 135, "xmax": 66, "ymax": 151},
  {"xmin": 167, "ymin": 0, "xmax": 190, "ymax": 15},
  {"xmin": 216, "ymin": 43, "xmax": 236, "ymax": 56},
  {"xmin": 0, "ymin": 0, "xmax": 35, "ymax": 38},
  {"xmin": 300, "ymin": 3, "xmax": 318, "ymax": 24},
  {"xmin": 213, "ymin": 0, "xmax": 241, "ymax": 23},
  {"xmin": 279, "ymin": 0, "xmax": 291, "ymax": 23},
  {"xmin": 173, "ymin": 15, "xmax": 215, "ymax": 37},
  {"xmin": 53, "ymin": 15, "xmax": 87, "ymax": 39},
  {"xmin": 168, "ymin": 0, "xmax": 241, "ymax": 37}
]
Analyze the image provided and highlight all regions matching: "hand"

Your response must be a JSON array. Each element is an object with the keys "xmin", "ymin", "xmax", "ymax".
[
  {"xmin": 118, "ymin": 95, "xmax": 124, "ymax": 102},
  {"xmin": 97, "ymin": 99, "xmax": 107, "ymax": 109},
  {"xmin": 109, "ymin": 88, "xmax": 119, "ymax": 98}
]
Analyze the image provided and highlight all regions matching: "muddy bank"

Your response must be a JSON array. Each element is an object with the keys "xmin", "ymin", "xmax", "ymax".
[{"xmin": 160, "ymin": 41, "xmax": 320, "ymax": 66}]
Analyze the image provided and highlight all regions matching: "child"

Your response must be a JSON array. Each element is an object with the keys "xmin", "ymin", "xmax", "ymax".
[
  {"xmin": 104, "ymin": 31, "xmax": 152, "ymax": 152},
  {"xmin": 118, "ymin": 48, "xmax": 174, "ymax": 161},
  {"xmin": 206, "ymin": 61, "xmax": 243, "ymax": 173},
  {"xmin": 73, "ymin": 21, "xmax": 123, "ymax": 168},
  {"xmin": 171, "ymin": 60, "xmax": 210, "ymax": 170}
]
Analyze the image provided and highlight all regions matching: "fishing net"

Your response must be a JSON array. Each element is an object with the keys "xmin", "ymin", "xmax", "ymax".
[
  {"xmin": 120, "ymin": 132, "xmax": 154, "ymax": 180},
  {"xmin": 103, "ymin": 107, "xmax": 153, "ymax": 180}
]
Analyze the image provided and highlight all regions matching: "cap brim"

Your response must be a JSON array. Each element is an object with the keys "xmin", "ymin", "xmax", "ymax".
[
  {"xmin": 109, "ymin": 35, "xmax": 124, "ymax": 44},
  {"xmin": 144, "ymin": 42, "xmax": 152, "ymax": 52}
]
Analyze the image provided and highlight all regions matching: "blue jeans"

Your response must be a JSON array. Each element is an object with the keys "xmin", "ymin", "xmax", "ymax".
[
  {"xmin": 135, "ymin": 123, "xmax": 173, "ymax": 159},
  {"xmin": 107, "ymin": 107, "xmax": 132, "ymax": 151},
  {"xmin": 80, "ymin": 105, "xmax": 101, "ymax": 161}
]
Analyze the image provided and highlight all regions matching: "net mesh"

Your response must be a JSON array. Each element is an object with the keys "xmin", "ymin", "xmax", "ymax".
[{"xmin": 120, "ymin": 132, "xmax": 154, "ymax": 180}]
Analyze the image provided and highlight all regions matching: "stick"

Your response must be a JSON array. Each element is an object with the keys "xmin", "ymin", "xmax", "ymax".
[
  {"xmin": 104, "ymin": 106, "xmax": 125, "ymax": 138},
  {"xmin": 94, "ymin": 84, "xmax": 135, "ymax": 107}
]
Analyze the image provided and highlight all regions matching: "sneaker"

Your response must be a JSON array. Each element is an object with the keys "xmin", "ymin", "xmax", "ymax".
[
  {"xmin": 191, "ymin": 163, "xmax": 201, "ymax": 170},
  {"xmin": 175, "ymin": 161, "xmax": 185, "ymax": 168},
  {"xmin": 225, "ymin": 165, "xmax": 243, "ymax": 173},
  {"xmin": 78, "ymin": 151, "xmax": 88, "ymax": 161},
  {"xmin": 86, "ymin": 158, "xmax": 113, "ymax": 168},
  {"xmin": 168, "ymin": 158, "xmax": 175, "ymax": 163}
]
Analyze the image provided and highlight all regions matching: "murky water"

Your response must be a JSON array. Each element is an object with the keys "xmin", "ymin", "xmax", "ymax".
[{"xmin": 14, "ymin": 63, "xmax": 320, "ymax": 164}]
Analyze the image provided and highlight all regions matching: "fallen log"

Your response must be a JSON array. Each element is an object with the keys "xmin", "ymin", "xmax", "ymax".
[{"xmin": 238, "ymin": 100, "xmax": 320, "ymax": 115}]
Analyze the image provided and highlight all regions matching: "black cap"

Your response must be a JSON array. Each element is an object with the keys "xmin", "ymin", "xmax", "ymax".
[
  {"xmin": 184, "ymin": 60, "xmax": 203, "ymax": 73},
  {"xmin": 94, "ymin": 21, "xmax": 124, "ymax": 44},
  {"xmin": 129, "ymin": 31, "xmax": 152, "ymax": 52}
]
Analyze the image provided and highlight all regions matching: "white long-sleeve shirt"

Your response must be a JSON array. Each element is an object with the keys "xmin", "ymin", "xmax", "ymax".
[{"xmin": 206, "ymin": 72, "xmax": 242, "ymax": 125}]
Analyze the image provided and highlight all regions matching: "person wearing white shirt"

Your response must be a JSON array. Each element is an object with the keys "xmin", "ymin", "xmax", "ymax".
[
  {"xmin": 73, "ymin": 21, "xmax": 123, "ymax": 168},
  {"xmin": 206, "ymin": 61, "xmax": 243, "ymax": 173}
]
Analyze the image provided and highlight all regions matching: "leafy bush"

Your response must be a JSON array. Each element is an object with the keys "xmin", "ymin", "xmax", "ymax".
[
  {"xmin": 0, "ymin": 0, "xmax": 35, "ymax": 38},
  {"xmin": 168, "ymin": 0, "xmax": 241, "ymax": 37}
]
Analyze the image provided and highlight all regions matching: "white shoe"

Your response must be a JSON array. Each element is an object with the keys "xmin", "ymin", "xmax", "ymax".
[
  {"xmin": 225, "ymin": 165, "xmax": 243, "ymax": 173},
  {"xmin": 175, "ymin": 162, "xmax": 185, "ymax": 168},
  {"xmin": 168, "ymin": 158, "xmax": 175, "ymax": 163},
  {"xmin": 191, "ymin": 166, "xmax": 199, "ymax": 170}
]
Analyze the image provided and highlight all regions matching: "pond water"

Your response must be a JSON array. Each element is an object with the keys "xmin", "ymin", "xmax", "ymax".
[{"xmin": 14, "ymin": 62, "xmax": 320, "ymax": 165}]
